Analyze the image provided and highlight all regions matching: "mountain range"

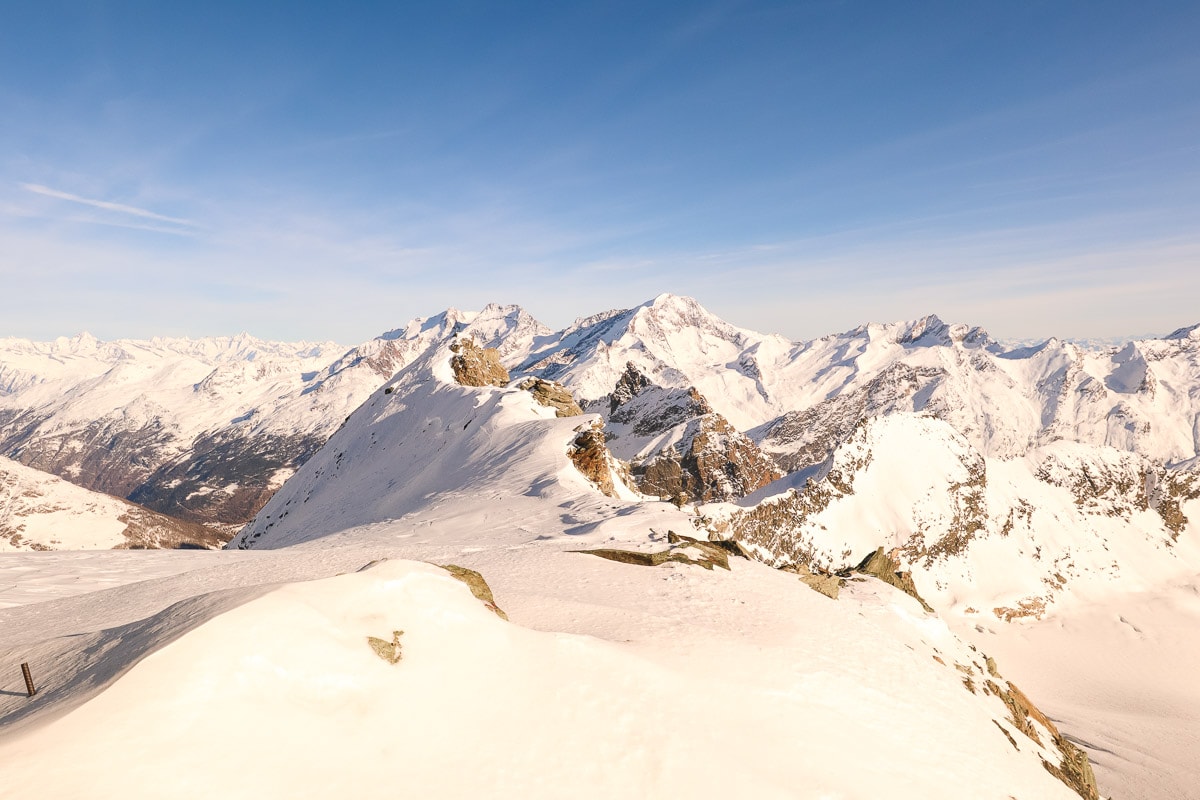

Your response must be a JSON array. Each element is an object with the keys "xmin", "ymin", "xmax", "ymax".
[{"xmin": 3, "ymin": 295, "xmax": 1199, "ymax": 798}]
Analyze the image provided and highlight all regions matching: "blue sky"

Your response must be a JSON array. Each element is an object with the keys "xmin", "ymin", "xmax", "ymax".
[{"xmin": 2, "ymin": 1, "xmax": 1198, "ymax": 343}]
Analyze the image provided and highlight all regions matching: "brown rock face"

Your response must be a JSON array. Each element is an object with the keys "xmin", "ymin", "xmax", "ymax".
[
  {"xmin": 568, "ymin": 423, "xmax": 618, "ymax": 497},
  {"xmin": 574, "ymin": 534, "xmax": 737, "ymax": 571},
  {"xmin": 636, "ymin": 414, "xmax": 782, "ymax": 503},
  {"xmin": 516, "ymin": 378, "xmax": 583, "ymax": 417},
  {"xmin": 603, "ymin": 362, "xmax": 712, "ymax": 436},
  {"xmin": 449, "ymin": 338, "xmax": 510, "ymax": 387},
  {"xmin": 854, "ymin": 547, "xmax": 934, "ymax": 612},
  {"xmin": 437, "ymin": 564, "xmax": 508, "ymax": 620}
]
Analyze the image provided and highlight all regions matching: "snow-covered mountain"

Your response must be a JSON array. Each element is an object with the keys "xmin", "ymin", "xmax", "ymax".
[
  {"xmin": 3, "ymin": 294, "xmax": 1198, "ymax": 547},
  {"xmin": 0, "ymin": 306, "xmax": 547, "ymax": 534},
  {"xmin": 210, "ymin": 329, "xmax": 1095, "ymax": 799},
  {"xmin": 0, "ymin": 455, "xmax": 221, "ymax": 551},
  {"xmin": 8, "ymin": 296, "xmax": 1200, "ymax": 796},
  {"xmin": 707, "ymin": 413, "xmax": 1200, "ymax": 619}
]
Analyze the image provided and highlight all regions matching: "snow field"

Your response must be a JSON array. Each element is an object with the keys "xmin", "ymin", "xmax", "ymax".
[{"xmin": 0, "ymin": 556, "xmax": 1078, "ymax": 799}]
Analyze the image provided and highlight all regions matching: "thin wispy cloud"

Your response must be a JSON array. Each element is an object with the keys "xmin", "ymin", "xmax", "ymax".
[{"xmin": 21, "ymin": 183, "xmax": 198, "ymax": 228}]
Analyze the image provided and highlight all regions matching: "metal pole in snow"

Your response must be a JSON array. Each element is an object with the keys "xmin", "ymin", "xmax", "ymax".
[{"xmin": 20, "ymin": 662, "xmax": 36, "ymax": 697}]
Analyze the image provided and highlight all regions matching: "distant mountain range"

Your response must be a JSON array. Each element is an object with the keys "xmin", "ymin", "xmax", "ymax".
[
  {"xmin": 1, "ymin": 294, "xmax": 1197, "ymax": 561},
  {"xmin": 6, "ymin": 295, "xmax": 1198, "ymax": 798}
]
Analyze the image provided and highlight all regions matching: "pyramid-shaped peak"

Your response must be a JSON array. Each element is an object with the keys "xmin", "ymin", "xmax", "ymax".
[
  {"xmin": 54, "ymin": 331, "xmax": 101, "ymax": 351},
  {"xmin": 641, "ymin": 293, "xmax": 711, "ymax": 315},
  {"xmin": 893, "ymin": 314, "xmax": 948, "ymax": 344},
  {"xmin": 888, "ymin": 314, "xmax": 993, "ymax": 348},
  {"xmin": 630, "ymin": 294, "xmax": 740, "ymax": 337}
]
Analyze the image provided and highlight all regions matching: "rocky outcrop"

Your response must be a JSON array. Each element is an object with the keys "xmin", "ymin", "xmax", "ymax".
[
  {"xmin": 779, "ymin": 562, "xmax": 842, "ymax": 599},
  {"xmin": 987, "ymin": 674, "xmax": 1099, "ymax": 799},
  {"xmin": 575, "ymin": 532, "xmax": 740, "ymax": 571},
  {"xmin": 588, "ymin": 362, "xmax": 712, "ymax": 442},
  {"xmin": 900, "ymin": 457, "xmax": 988, "ymax": 567},
  {"xmin": 516, "ymin": 378, "xmax": 583, "ymax": 417},
  {"xmin": 1037, "ymin": 446, "xmax": 1200, "ymax": 540},
  {"xmin": 366, "ymin": 630, "xmax": 405, "ymax": 664},
  {"xmin": 635, "ymin": 414, "xmax": 783, "ymax": 504},
  {"xmin": 567, "ymin": 423, "xmax": 620, "ymax": 497},
  {"xmin": 1151, "ymin": 469, "xmax": 1200, "ymax": 538},
  {"xmin": 754, "ymin": 363, "xmax": 947, "ymax": 473},
  {"xmin": 704, "ymin": 419, "xmax": 879, "ymax": 568},
  {"xmin": 438, "ymin": 564, "xmax": 508, "ymax": 620},
  {"xmin": 449, "ymin": 338, "xmax": 510, "ymax": 387},
  {"xmin": 854, "ymin": 547, "xmax": 934, "ymax": 612},
  {"xmin": 583, "ymin": 363, "xmax": 780, "ymax": 504},
  {"xmin": 935, "ymin": 647, "xmax": 1100, "ymax": 800}
]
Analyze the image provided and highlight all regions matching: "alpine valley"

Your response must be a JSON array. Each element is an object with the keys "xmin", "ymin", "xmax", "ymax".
[{"xmin": 2, "ymin": 295, "xmax": 1198, "ymax": 800}]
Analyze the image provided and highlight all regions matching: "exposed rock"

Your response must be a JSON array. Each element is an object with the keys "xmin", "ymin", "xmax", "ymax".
[
  {"xmin": 900, "ymin": 456, "xmax": 989, "ymax": 567},
  {"xmin": 574, "ymin": 538, "xmax": 731, "ymax": 571},
  {"xmin": 437, "ymin": 564, "xmax": 508, "ymax": 620},
  {"xmin": 367, "ymin": 630, "xmax": 404, "ymax": 664},
  {"xmin": 516, "ymin": 378, "xmax": 583, "ymax": 417},
  {"xmin": 992, "ymin": 598, "xmax": 1048, "ymax": 622},
  {"xmin": 603, "ymin": 362, "xmax": 711, "ymax": 432},
  {"xmin": 780, "ymin": 562, "xmax": 841, "ymax": 599},
  {"xmin": 609, "ymin": 361, "xmax": 655, "ymax": 414},
  {"xmin": 993, "ymin": 720, "xmax": 1020, "ymax": 751},
  {"xmin": 1149, "ymin": 468, "xmax": 1200, "ymax": 539},
  {"xmin": 635, "ymin": 414, "xmax": 782, "ymax": 503},
  {"xmin": 449, "ymin": 338, "xmax": 510, "ymax": 387},
  {"xmin": 754, "ymin": 363, "xmax": 946, "ymax": 473},
  {"xmin": 854, "ymin": 547, "xmax": 934, "ymax": 612},
  {"xmin": 704, "ymin": 417, "xmax": 878, "ymax": 568},
  {"xmin": 694, "ymin": 534, "xmax": 756, "ymax": 561},
  {"xmin": 567, "ymin": 423, "xmax": 618, "ymax": 497},
  {"xmin": 584, "ymin": 363, "xmax": 780, "ymax": 504},
  {"xmin": 998, "ymin": 680, "xmax": 1098, "ymax": 800}
]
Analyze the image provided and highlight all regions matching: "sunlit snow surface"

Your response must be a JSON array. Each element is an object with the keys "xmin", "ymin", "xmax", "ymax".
[
  {"xmin": 3, "ymin": 302, "xmax": 1199, "ymax": 797},
  {"xmin": 0, "ymin": 341, "xmax": 1082, "ymax": 800},
  {"xmin": 0, "ymin": 548, "xmax": 1078, "ymax": 800},
  {"xmin": 957, "ymin": 578, "xmax": 1200, "ymax": 800}
]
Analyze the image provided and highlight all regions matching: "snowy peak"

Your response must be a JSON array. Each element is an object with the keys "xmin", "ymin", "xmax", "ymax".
[
  {"xmin": 230, "ymin": 334, "xmax": 634, "ymax": 549},
  {"xmin": 1162, "ymin": 322, "xmax": 1200, "ymax": 341},
  {"xmin": 516, "ymin": 296, "xmax": 787, "ymax": 431},
  {"xmin": 386, "ymin": 303, "xmax": 549, "ymax": 354},
  {"xmin": 893, "ymin": 313, "xmax": 951, "ymax": 345},
  {"xmin": 628, "ymin": 293, "xmax": 748, "ymax": 347}
]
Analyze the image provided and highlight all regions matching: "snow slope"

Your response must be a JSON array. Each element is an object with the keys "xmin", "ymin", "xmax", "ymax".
[
  {"xmin": 707, "ymin": 413, "xmax": 1200, "ymax": 619},
  {"xmin": 0, "ymin": 335, "xmax": 1092, "ymax": 799},
  {"xmin": 0, "ymin": 305, "xmax": 547, "ymax": 532},
  {"xmin": 0, "ymin": 456, "xmax": 221, "ymax": 552},
  {"xmin": 958, "ymin": 575, "xmax": 1200, "ymax": 800}
]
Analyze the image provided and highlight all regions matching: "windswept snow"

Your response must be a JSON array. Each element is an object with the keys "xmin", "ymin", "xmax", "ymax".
[
  {"xmin": 0, "ymin": 333, "xmax": 1088, "ymax": 799},
  {"xmin": 3, "ymin": 296, "xmax": 1199, "ymax": 798}
]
